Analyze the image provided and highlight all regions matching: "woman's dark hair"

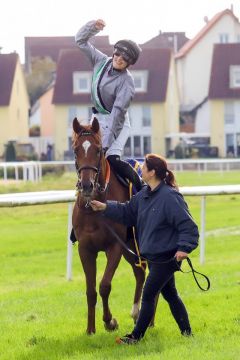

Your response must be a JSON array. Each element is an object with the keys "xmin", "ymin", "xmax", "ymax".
[{"xmin": 145, "ymin": 153, "xmax": 178, "ymax": 189}]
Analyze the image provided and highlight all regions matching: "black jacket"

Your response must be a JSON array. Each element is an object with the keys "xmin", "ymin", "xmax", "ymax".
[{"xmin": 104, "ymin": 182, "xmax": 199, "ymax": 258}]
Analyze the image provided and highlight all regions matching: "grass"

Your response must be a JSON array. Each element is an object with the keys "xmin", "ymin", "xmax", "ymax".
[{"xmin": 0, "ymin": 171, "xmax": 240, "ymax": 359}]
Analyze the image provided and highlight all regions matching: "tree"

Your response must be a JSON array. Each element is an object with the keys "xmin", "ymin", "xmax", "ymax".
[{"xmin": 25, "ymin": 56, "xmax": 56, "ymax": 105}]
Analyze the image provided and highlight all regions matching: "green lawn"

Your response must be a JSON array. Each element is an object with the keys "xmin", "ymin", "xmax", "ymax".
[{"xmin": 0, "ymin": 172, "xmax": 240, "ymax": 360}]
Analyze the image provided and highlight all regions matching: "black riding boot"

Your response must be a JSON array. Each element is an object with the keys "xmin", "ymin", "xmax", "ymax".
[{"xmin": 107, "ymin": 155, "xmax": 142, "ymax": 192}]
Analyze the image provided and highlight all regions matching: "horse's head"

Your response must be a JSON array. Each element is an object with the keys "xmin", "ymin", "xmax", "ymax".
[{"xmin": 72, "ymin": 117, "xmax": 104, "ymax": 199}]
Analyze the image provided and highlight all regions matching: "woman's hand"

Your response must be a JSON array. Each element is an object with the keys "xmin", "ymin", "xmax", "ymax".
[
  {"xmin": 95, "ymin": 19, "xmax": 106, "ymax": 31},
  {"xmin": 90, "ymin": 200, "xmax": 107, "ymax": 211},
  {"xmin": 174, "ymin": 251, "xmax": 188, "ymax": 262}
]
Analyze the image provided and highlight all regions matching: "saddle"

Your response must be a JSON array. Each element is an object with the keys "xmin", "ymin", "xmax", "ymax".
[{"xmin": 111, "ymin": 158, "xmax": 143, "ymax": 195}]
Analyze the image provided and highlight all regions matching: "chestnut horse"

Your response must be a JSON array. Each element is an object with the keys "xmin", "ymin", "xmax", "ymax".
[{"xmin": 72, "ymin": 117, "xmax": 146, "ymax": 334}]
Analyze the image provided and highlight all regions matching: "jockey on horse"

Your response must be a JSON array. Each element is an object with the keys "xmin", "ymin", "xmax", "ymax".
[{"xmin": 75, "ymin": 19, "xmax": 142, "ymax": 192}]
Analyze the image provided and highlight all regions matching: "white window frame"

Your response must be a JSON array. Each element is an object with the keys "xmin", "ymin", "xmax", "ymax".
[
  {"xmin": 131, "ymin": 70, "xmax": 148, "ymax": 92},
  {"xmin": 73, "ymin": 72, "xmax": 92, "ymax": 94},
  {"xmin": 229, "ymin": 66, "xmax": 240, "ymax": 89}
]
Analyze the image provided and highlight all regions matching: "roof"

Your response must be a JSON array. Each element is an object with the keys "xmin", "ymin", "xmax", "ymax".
[
  {"xmin": 141, "ymin": 32, "xmax": 189, "ymax": 52},
  {"xmin": 24, "ymin": 35, "xmax": 110, "ymax": 66},
  {"xmin": 133, "ymin": 48, "xmax": 171, "ymax": 102},
  {"xmin": 175, "ymin": 9, "xmax": 239, "ymax": 59},
  {"xmin": 52, "ymin": 47, "xmax": 172, "ymax": 105},
  {"xmin": 209, "ymin": 43, "xmax": 240, "ymax": 99},
  {"xmin": 0, "ymin": 53, "xmax": 18, "ymax": 106}
]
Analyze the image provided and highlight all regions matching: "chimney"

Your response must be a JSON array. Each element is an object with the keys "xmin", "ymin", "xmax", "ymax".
[{"xmin": 204, "ymin": 16, "xmax": 209, "ymax": 24}]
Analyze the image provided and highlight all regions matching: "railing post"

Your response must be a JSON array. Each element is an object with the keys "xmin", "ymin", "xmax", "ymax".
[
  {"xmin": 200, "ymin": 195, "xmax": 206, "ymax": 264},
  {"xmin": 66, "ymin": 203, "xmax": 73, "ymax": 280}
]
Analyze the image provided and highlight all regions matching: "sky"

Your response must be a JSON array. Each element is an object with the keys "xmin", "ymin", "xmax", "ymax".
[{"xmin": 0, "ymin": 0, "xmax": 239, "ymax": 63}]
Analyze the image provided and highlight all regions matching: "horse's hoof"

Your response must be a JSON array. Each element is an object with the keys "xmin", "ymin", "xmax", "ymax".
[
  {"xmin": 104, "ymin": 318, "xmax": 118, "ymax": 331},
  {"xmin": 86, "ymin": 329, "xmax": 96, "ymax": 335}
]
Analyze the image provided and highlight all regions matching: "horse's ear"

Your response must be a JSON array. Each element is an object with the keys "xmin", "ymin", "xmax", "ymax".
[
  {"xmin": 91, "ymin": 117, "xmax": 100, "ymax": 134},
  {"xmin": 73, "ymin": 117, "xmax": 83, "ymax": 134}
]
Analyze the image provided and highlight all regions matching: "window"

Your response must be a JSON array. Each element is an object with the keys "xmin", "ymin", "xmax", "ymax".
[
  {"xmin": 226, "ymin": 133, "xmax": 234, "ymax": 156},
  {"xmin": 224, "ymin": 102, "xmax": 234, "ymax": 124},
  {"xmin": 131, "ymin": 70, "xmax": 148, "ymax": 92},
  {"xmin": 73, "ymin": 72, "xmax": 91, "ymax": 93},
  {"xmin": 68, "ymin": 107, "xmax": 78, "ymax": 127},
  {"xmin": 142, "ymin": 106, "xmax": 151, "ymax": 127},
  {"xmin": 219, "ymin": 33, "xmax": 229, "ymax": 43},
  {"xmin": 123, "ymin": 137, "xmax": 132, "ymax": 157},
  {"xmin": 68, "ymin": 106, "xmax": 90, "ymax": 127},
  {"xmin": 133, "ymin": 136, "xmax": 141, "ymax": 157},
  {"xmin": 143, "ymin": 136, "xmax": 151, "ymax": 155},
  {"xmin": 229, "ymin": 66, "xmax": 240, "ymax": 89}
]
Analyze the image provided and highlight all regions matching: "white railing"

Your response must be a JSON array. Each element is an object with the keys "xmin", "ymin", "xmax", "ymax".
[
  {"xmin": 1, "ymin": 185, "xmax": 240, "ymax": 280},
  {"xmin": 1, "ymin": 158, "xmax": 240, "ymax": 182}
]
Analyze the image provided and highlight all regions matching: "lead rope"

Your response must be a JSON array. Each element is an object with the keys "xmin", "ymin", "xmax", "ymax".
[{"xmin": 129, "ymin": 181, "xmax": 147, "ymax": 271}]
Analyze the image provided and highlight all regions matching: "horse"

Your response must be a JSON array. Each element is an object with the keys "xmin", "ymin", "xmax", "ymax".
[{"xmin": 71, "ymin": 117, "xmax": 146, "ymax": 335}]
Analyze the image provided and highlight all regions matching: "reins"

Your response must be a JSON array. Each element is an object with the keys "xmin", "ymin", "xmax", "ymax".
[{"xmin": 104, "ymin": 221, "xmax": 210, "ymax": 292}]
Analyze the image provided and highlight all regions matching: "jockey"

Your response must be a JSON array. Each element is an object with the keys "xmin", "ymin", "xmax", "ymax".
[{"xmin": 75, "ymin": 19, "xmax": 142, "ymax": 191}]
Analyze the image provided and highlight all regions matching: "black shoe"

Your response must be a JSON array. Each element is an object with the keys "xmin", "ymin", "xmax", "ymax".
[
  {"xmin": 70, "ymin": 228, "xmax": 77, "ymax": 244},
  {"xmin": 108, "ymin": 155, "xmax": 142, "ymax": 192},
  {"xmin": 181, "ymin": 329, "xmax": 193, "ymax": 337},
  {"xmin": 116, "ymin": 333, "xmax": 139, "ymax": 345}
]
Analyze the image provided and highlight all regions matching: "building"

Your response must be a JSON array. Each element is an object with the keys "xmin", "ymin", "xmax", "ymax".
[
  {"xmin": 209, "ymin": 43, "xmax": 240, "ymax": 157},
  {"xmin": 175, "ymin": 8, "xmax": 240, "ymax": 148},
  {"xmin": 0, "ymin": 53, "xmax": 30, "ymax": 158}
]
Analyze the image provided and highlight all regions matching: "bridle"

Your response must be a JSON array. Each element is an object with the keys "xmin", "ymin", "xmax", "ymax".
[{"xmin": 74, "ymin": 129, "xmax": 109, "ymax": 199}]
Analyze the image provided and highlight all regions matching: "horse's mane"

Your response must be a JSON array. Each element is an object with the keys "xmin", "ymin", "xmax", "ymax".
[{"xmin": 72, "ymin": 123, "xmax": 102, "ymax": 149}]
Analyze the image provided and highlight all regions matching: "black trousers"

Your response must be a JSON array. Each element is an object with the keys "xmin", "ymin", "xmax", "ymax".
[{"xmin": 132, "ymin": 258, "xmax": 191, "ymax": 339}]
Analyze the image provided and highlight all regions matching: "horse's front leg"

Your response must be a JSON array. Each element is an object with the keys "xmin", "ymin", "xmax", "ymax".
[
  {"xmin": 78, "ymin": 246, "xmax": 97, "ymax": 335},
  {"xmin": 99, "ymin": 244, "xmax": 122, "ymax": 331}
]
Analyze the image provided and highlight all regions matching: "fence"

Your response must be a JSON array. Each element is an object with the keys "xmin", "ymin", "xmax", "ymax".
[
  {"xmin": 1, "ymin": 158, "xmax": 240, "ymax": 182},
  {"xmin": 1, "ymin": 185, "xmax": 240, "ymax": 280}
]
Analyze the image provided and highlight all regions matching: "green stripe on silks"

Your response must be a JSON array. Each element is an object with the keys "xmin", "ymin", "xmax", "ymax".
[{"xmin": 92, "ymin": 59, "xmax": 111, "ymax": 115}]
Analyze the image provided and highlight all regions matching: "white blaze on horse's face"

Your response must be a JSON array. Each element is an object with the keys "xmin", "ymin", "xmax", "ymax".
[{"xmin": 82, "ymin": 140, "xmax": 91, "ymax": 157}]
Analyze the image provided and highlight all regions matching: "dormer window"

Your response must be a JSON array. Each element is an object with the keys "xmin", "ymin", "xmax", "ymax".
[
  {"xmin": 131, "ymin": 70, "xmax": 148, "ymax": 92},
  {"xmin": 219, "ymin": 33, "xmax": 229, "ymax": 43},
  {"xmin": 229, "ymin": 65, "xmax": 240, "ymax": 89},
  {"xmin": 73, "ymin": 72, "xmax": 91, "ymax": 94}
]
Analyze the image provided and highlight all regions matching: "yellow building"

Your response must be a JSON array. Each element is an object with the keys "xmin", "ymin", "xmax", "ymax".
[{"xmin": 0, "ymin": 53, "xmax": 30, "ymax": 157}]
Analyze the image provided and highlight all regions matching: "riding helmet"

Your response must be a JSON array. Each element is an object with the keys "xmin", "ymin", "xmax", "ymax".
[{"xmin": 114, "ymin": 39, "xmax": 142, "ymax": 65}]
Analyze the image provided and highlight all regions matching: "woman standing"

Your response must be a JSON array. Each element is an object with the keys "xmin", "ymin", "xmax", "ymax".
[
  {"xmin": 91, "ymin": 153, "xmax": 199, "ymax": 344},
  {"xmin": 75, "ymin": 19, "xmax": 142, "ymax": 191}
]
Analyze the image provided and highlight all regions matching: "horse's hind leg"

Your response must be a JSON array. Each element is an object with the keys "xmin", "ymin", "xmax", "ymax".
[
  {"xmin": 122, "ymin": 248, "xmax": 146, "ymax": 323},
  {"xmin": 79, "ymin": 247, "xmax": 97, "ymax": 335},
  {"xmin": 99, "ymin": 245, "xmax": 122, "ymax": 331},
  {"xmin": 130, "ymin": 262, "xmax": 146, "ymax": 323}
]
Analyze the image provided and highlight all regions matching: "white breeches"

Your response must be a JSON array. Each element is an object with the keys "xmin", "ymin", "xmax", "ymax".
[{"xmin": 91, "ymin": 113, "xmax": 130, "ymax": 157}]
